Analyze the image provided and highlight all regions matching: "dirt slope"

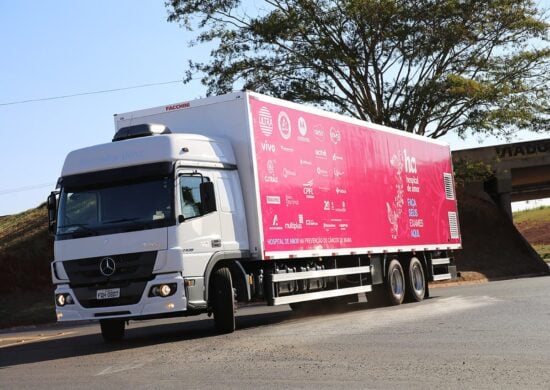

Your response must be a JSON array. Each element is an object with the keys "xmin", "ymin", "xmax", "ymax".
[
  {"xmin": 0, "ymin": 204, "xmax": 53, "ymax": 294},
  {"xmin": 453, "ymin": 189, "xmax": 549, "ymax": 280}
]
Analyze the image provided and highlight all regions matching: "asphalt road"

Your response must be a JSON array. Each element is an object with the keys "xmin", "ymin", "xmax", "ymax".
[{"xmin": 1, "ymin": 276, "xmax": 550, "ymax": 389}]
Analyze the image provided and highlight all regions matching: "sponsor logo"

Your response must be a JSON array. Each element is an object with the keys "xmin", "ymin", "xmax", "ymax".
[
  {"xmin": 313, "ymin": 126, "xmax": 325, "ymax": 142},
  {"xmin": 316, "ymin": 167, "xmax": 329, "ymax": 177},
  {"xmin": 165, "ymin": 102, "xmax": 190, "ymax": 111},
  {"xmin": 280, "ymin": 145, "xmax": 295, "ymax": 153},
  {"xmin": 335, "ymin": 201, "xmax": 347, "ymax": 212},
  {"xmin": 283, "ymin": 168, "xmax": 297, "ymax": 178},
  {"xmin": 264, "ymin": 160, "xmax": 279, "ymax": 183},
  {"xmin": 285, "ymin": 214, "xmax": 304, "ymax": 230},
  {"xmin": 259, "ymin": 107, "xmax": 274, "ymax": 137},
  {"xmin": 339, "ymin": 223, "xmax": 349, "ymax": 230},
  {"xmin": 285, "ymin": 195, "xmax": 299, "ymax": 206},
  {"xmin": 270, "ymin": 214, "xmax": 283, "ymax": 230},
  {"xmin": 297, "ymin": 117, "xmax": 310, "ymax": 142},
  {"xmin": 278, "ymin": 111, "xmax": 291, "ymax": 140},
  {"xmin": 330, "ymin": 127, "xmax": 341, "ymax": 144},
  {"xmin": 334, "ymin": 168, "xmax": 344, "ymax": 177},
  {"xmin": 404, "ymin": 149, "xmax": 417, "ymax": 174},
  {"xmin": 267, "ymin": 160, "xmax": 275, "ymax": 175},
  {"xmin": 266, "ymin": 196, "xmax": 281, "ymax": 205},
  {"xmin": 285, "ymin": 222, "xmax": 303, "ymax": 230},
  {"xmin": 306, "ymin": 219, "xmax": 318, "ymax": 226},
  {"xmin": 336, "ymin": 187, "xmax": 347, "ymax": 195},
  {"xmin": 298, "ymin": 117, "xmax": 308, "ymax": 136},
  {"xmin": 300, "ymin": 159, "xmax": 312, "ymax": 166},
  {"xmin": 323, "ymin": 223, "xmax": 336, "ymax": 230},
  {"xmin": 261, "ymin": 141, "xmax": 276, "ymax": 152},
  {"xmin": 303, "ymin": 179, "xmax": 315, "ymax": 199},
  {"xmin": 314, "ymin": 149, "xmax": 327, "ymax": 159},
  {"xmin": 332, "ymin": 153, "xmax": 343, "ymax": 161}
]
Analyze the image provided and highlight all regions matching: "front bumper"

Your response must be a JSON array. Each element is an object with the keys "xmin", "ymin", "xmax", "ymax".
[{"xmin": 54, "ymin": 273, "xmax": 187, "ymax": 321}]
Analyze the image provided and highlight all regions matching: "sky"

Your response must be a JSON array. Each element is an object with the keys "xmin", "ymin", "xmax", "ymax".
[{"xmin": 0, "ymin": 1, "xmax": 548, "ymax": 216}]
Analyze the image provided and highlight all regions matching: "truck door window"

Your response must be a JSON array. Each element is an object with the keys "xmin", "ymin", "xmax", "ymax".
[{"xmin": 179, "ymin": 175, "xmax": 211, "ymax": 219}]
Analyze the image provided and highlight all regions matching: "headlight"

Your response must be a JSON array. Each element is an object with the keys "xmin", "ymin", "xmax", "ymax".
[
  {"xmin": 56, "ymin": 293, "xmax": 75, "ymax": 306},
  {"xmin": 149, "ymin": 283, "xmax": 177, "ymax": 298},
  {"xmin": 56, "ymin": 294, "xmax": 65, "ymax": 306}
]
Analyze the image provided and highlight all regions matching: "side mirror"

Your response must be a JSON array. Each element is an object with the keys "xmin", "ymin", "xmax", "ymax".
[
  {"xmin": 200, "ymin": 181, "xmax": 217, "ymax": 214},
  {"xmin": 47, "ymin": 192, "xmax": 58, "ymax": 235}
]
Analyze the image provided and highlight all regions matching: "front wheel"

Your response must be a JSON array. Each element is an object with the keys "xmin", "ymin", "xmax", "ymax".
[
  {"xmin": 405, "ymin": 257, "xmax": 426, "ymax": 303},
  {"xmin": 100, "ymin": 319, "xmax": 125, "ymax": 343},
  {"xmin": 211, "ymin": 267, "xmax": 236, "ymax": 334}
]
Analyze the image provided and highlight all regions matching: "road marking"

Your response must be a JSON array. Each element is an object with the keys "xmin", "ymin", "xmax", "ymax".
[
  {"xmin": 96, "ymin": 358, "xmax": 155, "ymax": 376},
  {"xmin": 0, "ymin": 332, "xmax": 75, "ymax": 348}
]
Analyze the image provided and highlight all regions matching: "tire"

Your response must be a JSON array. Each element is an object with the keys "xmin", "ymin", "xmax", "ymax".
[
  {"xmin": 100, "ymin": 319, "xmax": 125, "ymax": 343},
  {"xmin": 386, "ymin": 259, "xmax": 405, "ymax": 306},
  {"xmin": 211, "ymin": 267, "xmax": 236, "ymax": 334},
  {"xmin": 405, "ymin": 257, "xmax": 426, "ymax": 303}
]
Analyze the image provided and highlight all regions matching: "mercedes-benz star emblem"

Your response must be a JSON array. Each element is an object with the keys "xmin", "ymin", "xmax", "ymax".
[{"xmin": 99, "ymin": 257, "xmax": 116, "ymax": 277}]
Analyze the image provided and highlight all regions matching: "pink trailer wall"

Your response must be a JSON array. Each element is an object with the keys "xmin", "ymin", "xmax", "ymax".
[{"xmin": 248, "ymin": 96, "xmax": 461, "ymax": 258}]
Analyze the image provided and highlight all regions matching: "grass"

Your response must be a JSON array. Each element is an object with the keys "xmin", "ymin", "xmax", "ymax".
[
  {"xmin": 513, "ymin": 205, "xmax": 550, "ymax": 224},
  {"xmin": 532, "ymin": 244, "xmax": 550, "ymax": 262},
  {"xmin": 513, "ymin": 205, "xmax": 550, "ymax": 262}
]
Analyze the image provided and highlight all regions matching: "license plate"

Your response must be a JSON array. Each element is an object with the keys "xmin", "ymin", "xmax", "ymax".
[{"xmin": 96, "ymin": 288, "xmax": 120, "ymax": 300}]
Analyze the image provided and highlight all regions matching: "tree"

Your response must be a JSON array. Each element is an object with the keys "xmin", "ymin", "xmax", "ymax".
[{"xmin": 166, "ymin": 0, "xmax": 550, "ymax": 139}]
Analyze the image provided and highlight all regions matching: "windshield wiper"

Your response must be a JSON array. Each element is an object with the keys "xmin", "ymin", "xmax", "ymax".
[
  {"xmin": 58, "ymin": 223, "xmax": 98, "ymax": 236},
  {"xmin": 103, "ymin": 218, "xmax": 140, "ymax": 224}
]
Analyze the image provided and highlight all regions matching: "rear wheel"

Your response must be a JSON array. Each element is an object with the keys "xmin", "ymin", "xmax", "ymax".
[
  {"xmin": 405, "ymin": 257, "xmax": 426, "ymax": 303},
  {"xmin": 386, "ymin": 259, "xmax": 405, "ymax": 305},
  {"xmin": 100, "ymin": 319, "xmax": 125, "ymax": 343},
  {"xmin": 211, "ymin": 267, "xmax": 236, "ymax": 334}
]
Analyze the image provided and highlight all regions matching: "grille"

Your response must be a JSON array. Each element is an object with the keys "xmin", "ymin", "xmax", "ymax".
[
  {"xmin": 443, "ymin": 173, "xmax": 455, "ymax": 200},
  {"xmin": 63, "ymin": 251, "xmax": 157, "ymax": 287},
  {"xmin": 448, "ymin": 212, "xmax": 460, "ymax": 239},
  {"xmin": 62, "ymin": 251, "xmax": 156, "ymax": 308}
]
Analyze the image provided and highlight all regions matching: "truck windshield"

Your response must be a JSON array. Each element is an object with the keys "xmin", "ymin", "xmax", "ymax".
[{"xmin": 56, "ymin": 176, "xmax": 174, "ymax": 238}]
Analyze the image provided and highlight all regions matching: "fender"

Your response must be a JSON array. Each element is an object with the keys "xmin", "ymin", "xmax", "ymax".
[{"xmin": 203, "ymin": 250, "xmax": 251, "ymax": 304}]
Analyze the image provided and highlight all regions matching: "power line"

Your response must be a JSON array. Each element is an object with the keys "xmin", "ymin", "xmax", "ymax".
[
  {"xmin": 0, "ymin": 183, "xmax": 56, "ymax": 196},
  {"xmin": 0, "ymin": 79, "xmax": 187, "ymax": 107}
]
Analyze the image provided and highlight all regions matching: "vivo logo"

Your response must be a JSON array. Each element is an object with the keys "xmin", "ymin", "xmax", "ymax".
[{"xmin": 261, "ymin": 142, "xmax": 276, "ymax": 152}]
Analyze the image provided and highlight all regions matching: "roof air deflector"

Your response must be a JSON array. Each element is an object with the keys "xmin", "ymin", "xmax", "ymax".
[{"xmin": 113, "ymin": 123, "xmax": 171, "ymax": 142}]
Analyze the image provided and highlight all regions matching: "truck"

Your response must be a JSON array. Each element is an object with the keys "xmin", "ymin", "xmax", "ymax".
[{"xmin": 47, "ymin": 91, "xmax": 460, "ymax": 342}]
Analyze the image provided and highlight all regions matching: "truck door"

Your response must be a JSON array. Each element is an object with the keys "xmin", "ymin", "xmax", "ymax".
[{"xmin": 176, "ymin": 170, "xmax": 222, "ymax": 276}]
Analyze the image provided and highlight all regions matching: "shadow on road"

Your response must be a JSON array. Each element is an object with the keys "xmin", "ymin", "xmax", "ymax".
[
  {"xmin": 0, "ymin": 309, "xmax": 297, "ymax": 368},
  {"xmin": 0, "ymin": 298, "xmax": 434, "ymax": 368}
]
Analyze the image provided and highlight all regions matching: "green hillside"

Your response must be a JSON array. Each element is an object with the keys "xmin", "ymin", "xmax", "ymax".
[{"xmin": 514, "ymin": 206, "xmax": 550, "ymax": 261}]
